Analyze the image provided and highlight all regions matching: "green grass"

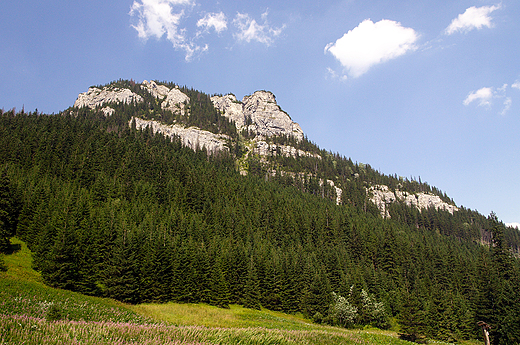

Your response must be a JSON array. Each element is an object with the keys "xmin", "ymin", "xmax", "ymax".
[
  {"xmin": 0, "ymin": 238, "xmax": 418, "ymax": 344},
  {"xmin": 133, "ymin": 302, "xmax": 319, "ymax": 329}
]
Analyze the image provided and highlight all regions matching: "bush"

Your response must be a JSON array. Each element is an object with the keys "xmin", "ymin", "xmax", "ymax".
[
  {"xmin": 329, "ymin": 292, "xmax": 358, "ymax": 327},
  {"xmin": 359, "ymin": 289, "xmax": 389, "ymax": 329}
]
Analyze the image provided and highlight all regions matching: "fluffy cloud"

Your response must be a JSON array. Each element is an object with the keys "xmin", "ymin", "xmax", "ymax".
[
  {"xmin": 130, "ymin": 0, "xmax": 207, "ymax": 60},
  {"xmin": 463, "ymin": 87, "xmax": 493, "ymax": 106},
  {"xmin": 512, "ymin": 81, "xmax": 520, "ymax": 90},
  {"xmin": 445, "ymin": 5, "xmax": 501, "ymax": 35},
  {"xmin": 197, "ymin": 12, "xmax": 227, "ymax": 34},
  {"xmin": 233, "ymin": 11, "xmax": 285, "ymax": 46},
  {"xmin": 325, "ymin": 19, "xmax": 418, "ymax": 78}
]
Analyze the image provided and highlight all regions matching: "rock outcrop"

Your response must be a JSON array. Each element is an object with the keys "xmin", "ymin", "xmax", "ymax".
[
  {"xmin": 101, "ymin": 106, "xmax": 115, "ymax": 117},
  {"xmin": 74, "ymin": 81, "xmax": 190, "ymax": 116},
  {"xmin": 211, "ymin": 91, "xmax": 304, "ymax": 141},
  {"xmin": 326, "ymin": 179, "xmax": 342, "ymax": 205},
  {"xmin": 141, "ymin": 80, "xmax": 189, "ymax": 115},
  {"xmin": 368, "ymin": 184, "xmax": 458, "ymax": 218},
  {"xmin": 132, "ymin": 117, "xmax": 230, "ymax": 153},
  {"xmin": 74, "ymin": 87, "xmax": 143, "ymax": 109},
  {"xmin": 253, "ymin": 141, "xmax": 321, "ymax": 159}
]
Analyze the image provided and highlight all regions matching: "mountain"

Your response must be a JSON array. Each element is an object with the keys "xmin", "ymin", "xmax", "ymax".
[
  {"xmin": 71, "ymin": 80, "xmax": 517, "ymax": 238},
  {"xmin": 1, "ymin": 79, "xmax": 519, "ymax": 344}
]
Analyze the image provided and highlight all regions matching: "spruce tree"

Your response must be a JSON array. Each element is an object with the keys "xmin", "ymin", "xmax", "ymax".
[
  {"xmin": 0, "ymin": 170, "xmax": 20, "ymax": 252},
  {"xmin": 242, "ymin": 256, "xmax": 261, "ymax": 310}
]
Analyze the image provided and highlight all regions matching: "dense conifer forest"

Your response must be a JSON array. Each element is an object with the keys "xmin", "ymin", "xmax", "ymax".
[{"xmin": 1, "ymin": 81, "xmax": 519, "ymax": 344}]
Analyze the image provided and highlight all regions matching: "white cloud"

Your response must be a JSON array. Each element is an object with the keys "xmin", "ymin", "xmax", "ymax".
[
  {"xmin": 497, "ymin": 83, "xmax": 508, "ymax": 92},
  {"xmin": 501, "ymin": 97, "xmax": 512, "ymax": 116},
  {"xmin": 512, "ymin": 81, "xmax": 520, "ymax": 90},
  {"xmin": 233, "ymin": 11, "xmax": 285, "ymax": 46},
  {"xmin": 130, "ymin": 0, "xmax": 207, "ymax": 60},
  {"xmin": 445, "ymin": 4, "xmax": 501, "ymax": 35},
  {"xmin": 464, "ymin": 85, "xmax": 514, "ymax": 115},
  {"xmin": 197, "ymin": 12, "xmax": 227, "ymax": 34},
  {"xmin": 463, "ymin": 87, "xmax": 493, "ymax": 106},
  {"xmin": 324, "ymin": 19, "xmax": 418, "ymax": 78}
]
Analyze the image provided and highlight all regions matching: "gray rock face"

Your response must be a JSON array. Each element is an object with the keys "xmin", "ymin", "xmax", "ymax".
[
  {"xmin": 368, "ymin": 184, "xmax": 458, "ymax": 218},
  {"xmin": 211, "ymin": 94, "xmax": 244, "ymax": 126},
  {"xmin": 141, "ymin": 80, "xmax": 189, "ymax": 115},
  {"xmin": 253, "ymin": 140, "xmax": 320, "ymax": 159},
  {"xmin": 211, "ymin": 91, "xmax": 304, "ymax": 141},
  {"xmin": 132, "ymin": 117, "xmax": 230, "ymax": 153},
  {"xmin": 74, "ymin": 87, "xmax": 143, "ymax": 109}
]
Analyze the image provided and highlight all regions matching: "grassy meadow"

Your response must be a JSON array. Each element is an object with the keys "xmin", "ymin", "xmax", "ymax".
[{"xmin": 0, "ymin": 238, "xmax": 479, "ymax": 344}]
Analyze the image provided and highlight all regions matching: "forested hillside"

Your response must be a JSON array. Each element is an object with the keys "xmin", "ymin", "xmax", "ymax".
[{"xmin": 1, "ymin": 80, "xmax": 519, "ymax": 344}]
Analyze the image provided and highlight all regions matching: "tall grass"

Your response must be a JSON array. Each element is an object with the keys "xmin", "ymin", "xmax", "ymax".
[{"xmin": 1, "ymin": 313, "xmax": 411, "ymax": 345}]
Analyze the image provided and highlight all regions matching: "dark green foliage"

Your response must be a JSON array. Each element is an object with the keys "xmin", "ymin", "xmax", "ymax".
[
  {"xmin": 0, "ymin": 169, "xmax": 21, "ymax": 252},
  {"xmin": 242, "ymin": 257, "xmax": 261, "ymax": 310},
  {"xmin": 1, "ymin": 95, "xmax": 519, "ymax": 344}
]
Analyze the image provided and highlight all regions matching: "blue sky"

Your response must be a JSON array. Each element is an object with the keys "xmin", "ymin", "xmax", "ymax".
[{"xmin": 1, "ymin": 0, "xmax": 519, "ymax": 227}]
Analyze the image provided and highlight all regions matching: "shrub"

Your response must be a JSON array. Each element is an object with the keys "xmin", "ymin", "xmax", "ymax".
[{"xmin": 329, "ymin": 292, "xmax": 358, "ymax": 328}]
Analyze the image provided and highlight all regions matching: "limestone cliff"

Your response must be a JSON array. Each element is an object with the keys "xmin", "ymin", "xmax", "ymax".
[
  {"xmin": 368, "ymin": 184, "xmax": 458, "ymax": 218},
  {"xmin": 132, "ymin": 117, "xmax": 230, "ymax": 153}
]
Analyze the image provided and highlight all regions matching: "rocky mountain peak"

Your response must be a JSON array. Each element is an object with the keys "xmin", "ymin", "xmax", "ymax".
[{"xmin": 211, "ymin": 91, "xmax": 304, "ymax": 141}]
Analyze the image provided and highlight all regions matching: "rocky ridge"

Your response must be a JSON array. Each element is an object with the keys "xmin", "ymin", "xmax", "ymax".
[
  {"xmin": 368, "ymin": 184, "xmax": 458, "ymax": 218},
  {"xmin": 132, "ymin": 117, "xmax": 230, "ymax": 153},
  {"xmin": 211, "ymin": 91, "xmax": 312, "ymax": 162}
]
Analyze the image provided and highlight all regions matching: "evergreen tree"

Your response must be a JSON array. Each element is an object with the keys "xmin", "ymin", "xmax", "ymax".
[
  {"xmin": 209, "ymin": 255, "xmax": 231, "ymax": 308},
  {"xmin": 242, "ymin": 256, "xmax": 261, "ymax": 310},
  {"xmin": 398, "ymin": 289, "xmax": 428, "ymax": 343},
  {"xmin": 0, "ymin": 169, "xmax": 21, "ymax": 252}
]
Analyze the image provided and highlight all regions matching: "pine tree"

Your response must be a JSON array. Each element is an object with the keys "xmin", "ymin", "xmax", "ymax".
[
  {"xmin": 242, "ymin": 256, "xmax": 261, "ymax": 310},
  {"xmin": 0, "ymin": 170, "xmax": 21, "ymax": 252},
  {"xmin": 302, "ymin": 269, "xmax": 332, "ymax": 321},
  {"xmin": 398, "ymin": 288, "xmax": 428, "ymax": 343},
  {"xmin": 103, "ymin": 235, "xmax": 140, "ymax": 304},
  {"xmin": 209, "ymin": 255, "xmax": 231, "ymax": 308}
]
